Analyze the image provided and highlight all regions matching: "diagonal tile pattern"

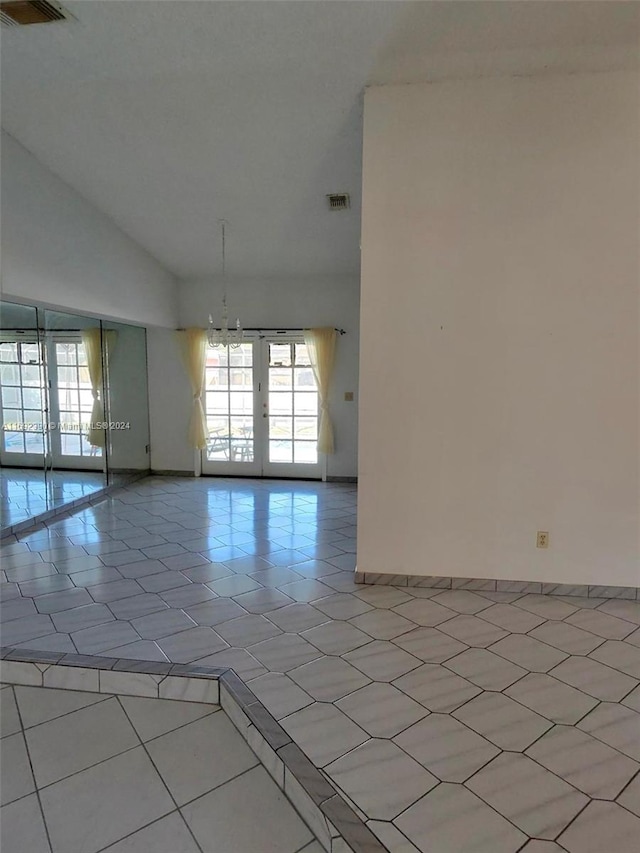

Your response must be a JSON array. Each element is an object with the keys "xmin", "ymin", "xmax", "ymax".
[
  {"xmin": 0, "ymin": 684, "xmax": 310, "ymax": 853},
  {"xmin": 2, "ymin": 475, "xmax": 640, "ymax": 852}
]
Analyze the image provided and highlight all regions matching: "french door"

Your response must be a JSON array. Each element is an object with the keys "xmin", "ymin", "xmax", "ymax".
[
  {"xmin": 46, "ymin": 337, "xmax": 104, "ymax": 471},
  {"xmin": 0, "ymin": 334, "xmax": 103, "ymax": 471},
  {"xmin": 201, "ymin": 335, "xmax": 322, "ymax": 479}
]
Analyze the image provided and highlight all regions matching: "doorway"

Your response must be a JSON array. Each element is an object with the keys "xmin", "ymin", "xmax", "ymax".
[{"xmin": 201, "ymin": 334, "xmax": 322, "ymax": 479}]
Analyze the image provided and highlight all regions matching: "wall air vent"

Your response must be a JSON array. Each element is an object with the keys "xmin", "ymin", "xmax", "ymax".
[
  {"xmin": 0, "ymin": 0, "xmax": 69, "ymax": 27},
  {"xmin": 326, "ymin": 193, "xmax": 350, "ymax": 211}
]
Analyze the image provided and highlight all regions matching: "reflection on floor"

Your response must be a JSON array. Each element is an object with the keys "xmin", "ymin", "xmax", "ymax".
[
  {"xmin": 1, "ymin": 477, "xmax": 640, "ymax": 852},
  {"xmin": 0, "ymin": 683, "xmax": 316, "ymax": 853},
  {"xmin": 0, "ymin": 468, "xmax": 104, "ymax": 528}
]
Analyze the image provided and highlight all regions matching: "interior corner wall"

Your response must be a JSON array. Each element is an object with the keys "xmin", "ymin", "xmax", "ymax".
[
  {"xmin": 1, "ymin": 132, "xmax": 178, "ymax": 328},
  {"xmin": 179, "ymin": 276, "xmax": 360, "ymax": 478},
  {"xmin": 358, "ymin": 71, "xmax": 640, "ymax": 587}
]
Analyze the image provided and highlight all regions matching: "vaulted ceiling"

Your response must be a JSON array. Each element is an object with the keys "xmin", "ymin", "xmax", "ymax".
[{"xmin": 2, "ymin": 1, "xmax": 637, "ymax": 279}]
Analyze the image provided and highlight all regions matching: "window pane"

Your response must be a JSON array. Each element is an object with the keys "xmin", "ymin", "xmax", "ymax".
[
  {"xmin": 81, "ymin": 436, "xmax": 100, "ymax": 456},
  {"xmin": 2, "ymin": 408, "xmax": 20, "ymax": 427},
  {"xmin": 269, "ymin": 392, "xmax": 292, "ymax": 415},
  {"xmin": 22, "ymin": 388, "xmax": 42, "ymax": 409},
  {"xmin": 294, "ymin": 367, "xmax": 315, "ymax": 389},
  {"xmin": 56, "ymin": 344, "xmax": 76, "ymax": 365},
  {"xmin": 269, "ymin": 368, "xmax": 292, "ymax": 389},
  {"xmin": 21, "ymin": 365, "xmax": 41, "ymax": 387},
  {"xmin": 294, "ymin": 417, "xmax": 317, "ymax": 440},
  {"xmin": 295, "ymin": 393, "xmax": 317, "ymax": 415},
  {"xmin": 1, "ymin": 364, "xmax": 20, "ymax": 385},
  {"xmin": 294, "ymin": 442, "xmax": 318, "ymax": 464},
  {"xmin": 207, "ymin": 417, "xmax": 229, "ymax": 436},
  {"xmin": 24, "ymin": 432, "xmax": 45, "ymax": 454},
  {"xmin": 20, "ymin": 343, "xmax": 41, "ymax": 365},
  {"xmin": 78, "ymin": 367, "xmax": 92, "ymax": 386},
  {"xmin": 230, "ymin": 417, "xmax": 253, "ymax": 437},
  {"xmin": 230, "ymin": 368, "xmax": 252, "ymax": 387},
  {"xmin": 229, "ymin": 392, "xmax": 252, "ymax": 415},
  {"xmin": 294, "ymin": 343, "xmax": 312, "ymax": 366},
  {"xmin": 79, "ymin": 390, "xmax": 94, "ymax": 409},
  {"xmin": 207, "ymin": 418, "xmax": 230, "ymax": 460},
  {"xmin": 4, "ymin": 432, "xmax": 25, "ymax": 453},
  {"xmin": 269, "ymin": 416, "xmax": 292, "ymax": 439},
  {"xmin": 60, "ymin": 434, "xmax": 81, "ymax": 455},
  {"xmin": 207, "ymin": 368, "xmax": 229, "ymax": 388},
  {"xmin": 207, "ymin": 392, "xmax": 229, "ymax": 415},
  {"xmin": 2, "ymin": 387, "xmax": 21, "ymax": 407},
  {"xmin": 229, "ymin": 344, "xmax": 253, "ymax": 367},
  {"xmin": 23, "ymin": 410, "xmax": 44, "ymax": 428},
  {"xmin": 0, "ymin": 343, "xmax": 17, "ymax": 362},
  {"xmin": 57, "ymin": 366, "xmax": 76, "ymax": 387},
  {"xmin": 269, "ymin": 343, "xmax": 291, "ymax": 367},
  {"xmin": 270, "ymin": 440, "xmax": 292, "ymax": 463},
  {"xmin": 207, "ymin": 349, "xmax": 228, "ymax": 368},
  {"xmin": 230, "ymin": 439, "xmax": 254, "ymax": 463}
]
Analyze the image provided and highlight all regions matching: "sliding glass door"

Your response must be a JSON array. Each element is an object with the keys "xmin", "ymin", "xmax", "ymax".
[{"xmin": 201, "ymin": 335, "xmax": 322, "ymax": 479}]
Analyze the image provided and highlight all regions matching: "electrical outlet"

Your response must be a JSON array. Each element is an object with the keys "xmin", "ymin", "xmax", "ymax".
[
  {"xmin": 344, "ymin": 391, "xmax": 354, "ymax": 402},
  {"xmin": 537, "ymin": 531, "xmax": 549, "ymax": 549}
]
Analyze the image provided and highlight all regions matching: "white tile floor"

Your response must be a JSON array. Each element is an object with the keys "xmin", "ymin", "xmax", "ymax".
[
  {"xmin": 0, "ymin": 683, "xmax": 316, "ymax": 853},
  {"xmin": 1, "ymin": 476, "xmax": 640, "ymax": 852},
  {"xmin": 1, "ymin": 469, "xmax": 105, "ymax": 528}
]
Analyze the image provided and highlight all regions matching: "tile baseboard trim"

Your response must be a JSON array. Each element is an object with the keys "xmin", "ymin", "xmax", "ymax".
[
  {"xmin": 0, "ymin": 470, "xmax": 150, "ymax": 540},
  {"xmin": 0, "ymin": 647, "xmax": 385, "ymax": 853},
  {"xmin": 150, "ymin": 469, "xmax": 197, "ymax": 477},
  {"xmin": 354, "ymin": 571, "xmax": 639, "ymax": 600},
  {"xmin": 326, "ymin": 476, "xmax": 358, "ymax": 483}
]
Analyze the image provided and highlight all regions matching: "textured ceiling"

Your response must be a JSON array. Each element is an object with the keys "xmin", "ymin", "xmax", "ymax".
[{"xmin": 2, "ymin": 1, "xmax": 638, "ymax": 279}]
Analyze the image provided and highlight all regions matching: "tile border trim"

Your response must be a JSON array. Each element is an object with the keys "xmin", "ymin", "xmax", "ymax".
[
  {"xmin": 0, "ymin": 647, "xmax": 387, "ymax": 853},
  {"xmin": 354, "ymin": 571, "xmax": 640, "ymax": 600}
]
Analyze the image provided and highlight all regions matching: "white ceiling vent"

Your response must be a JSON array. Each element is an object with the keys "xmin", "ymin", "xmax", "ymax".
[
  {"xmin": 0, "ymin": 1, "xmax": 70, "ymax": 27},
  {"xmin": 326, "ymin": 193, "xmax": 350, "ymax": 211}
]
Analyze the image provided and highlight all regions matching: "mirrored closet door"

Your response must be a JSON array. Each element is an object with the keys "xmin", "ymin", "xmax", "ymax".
[{"xmin": 0, "ymin": 300, "xmax": 151, "ymax": 533}]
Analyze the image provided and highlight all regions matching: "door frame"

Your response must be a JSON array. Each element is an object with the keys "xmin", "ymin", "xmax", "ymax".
[{"xmin": 201, "ymin": 332, "xmax": 323, "ymax": 480}]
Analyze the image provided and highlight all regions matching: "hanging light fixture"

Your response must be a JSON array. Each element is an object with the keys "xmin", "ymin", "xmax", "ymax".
[{"xmin": 208, "ymin": 219, "xmax": 243, "ymax": 348}]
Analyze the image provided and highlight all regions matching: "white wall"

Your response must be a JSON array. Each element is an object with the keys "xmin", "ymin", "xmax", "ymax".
[
  {"xmin": 104, "ymin": 323, "xmax": 151, "ymax": 472},
  {"xmin": 1, "ymin": 132, "xmax": 178, "ymax": 328},
  {"xmin": 359, "ymin": 71, "xmax": 639, "ymax": 587},
  {"xmin": 147, "ymin": 326, "xmax": 194, "ymax": 473},
  {"xmin": 174, "ymin": 276, "xmax": 360, "ymax": 478}
]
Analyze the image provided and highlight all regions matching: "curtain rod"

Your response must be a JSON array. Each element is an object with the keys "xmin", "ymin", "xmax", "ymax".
[{"xmin": 176, "ymin": 327, "xmax": 346, "ymax": 335}]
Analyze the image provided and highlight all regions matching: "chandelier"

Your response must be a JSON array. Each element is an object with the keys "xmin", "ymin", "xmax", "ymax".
[{"xmin": 208, "ymin": 220, "xmax": 243, "ymax": 348}]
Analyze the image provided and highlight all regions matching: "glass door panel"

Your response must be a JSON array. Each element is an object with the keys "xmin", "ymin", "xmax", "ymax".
[
  {"xmin": 202, "ymin": 342, "xmax": 261, "ymax": 475},
  {"xmin": 45, "ymin": 336, "xmax": 103, "ymax": 470},
  {"xmin": 262, "ymin": 339, "xmax": 321, "ymax": 478},
  {"xmin": 0, "ymin": 338, "xmax": 47, "ymax": 465}
]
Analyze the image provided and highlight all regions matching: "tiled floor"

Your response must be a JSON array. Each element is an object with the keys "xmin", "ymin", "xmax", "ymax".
[
  {"xmin": 1, "ymin": 476, "xmax": 640, "ymax": 852},
  {"xmin": 0, "ymin": 682, "xmax": 316, "ymax": 853},
  {"xmin": 1, "ymin": 468, "xmax": 105, "ymax": 528}
]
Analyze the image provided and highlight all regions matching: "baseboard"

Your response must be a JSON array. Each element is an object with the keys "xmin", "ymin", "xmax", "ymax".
[
  {"xmin": 326, "ymin": 476, "xmax": 358, "ymax": 483},
  {"xmin": 354, "ymin": 570, "xmax": 639, "ymax": 600},
  {"xmin": 150, "ymin": 469, "xmax": 196, "ymax": 477}
]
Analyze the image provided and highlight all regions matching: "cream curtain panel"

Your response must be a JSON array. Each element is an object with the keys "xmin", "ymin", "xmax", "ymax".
[
  {"xmin": 304, "ymin": 327, "xmax": 337, "ymax": 455},
  {"xmin": 177, "ymin": 327, "xmax": 208, "ymax": 450},
  {"xmin": 81, "ymin": 328, "xmax": 117, "ymax": 448}
]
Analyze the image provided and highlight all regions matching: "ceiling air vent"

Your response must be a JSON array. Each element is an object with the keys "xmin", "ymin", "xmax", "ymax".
[
  {"xmin": 0, "ymin": 1, "xmax": 68, "ymax": 27},
  {"xmin": 326, "ymin": 193, "xmax": 350, "ymax": 211}
]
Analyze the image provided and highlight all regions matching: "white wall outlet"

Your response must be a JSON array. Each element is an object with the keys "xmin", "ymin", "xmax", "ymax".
[{"xmin": 537, "ymin": 531, "xmax": 549, "ymax": 549}]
